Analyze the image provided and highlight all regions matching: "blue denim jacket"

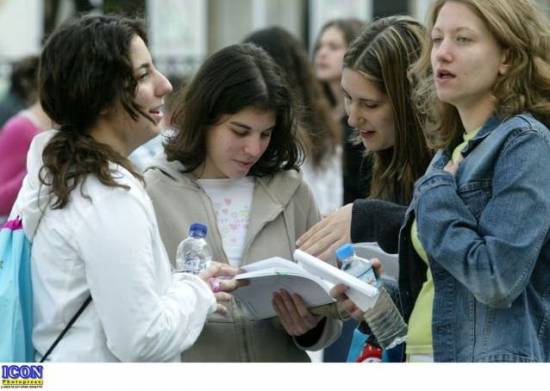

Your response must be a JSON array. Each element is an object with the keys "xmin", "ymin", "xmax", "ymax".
[{"xmin": 404, "ymin": 113, "xmax": 550, "ymax": 362}]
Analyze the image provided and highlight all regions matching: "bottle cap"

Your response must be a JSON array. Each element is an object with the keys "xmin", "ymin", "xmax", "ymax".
[
  {"xmin": 335, "ymin": 243, "xmax": 354, "ymax": 261},
  {"xmin": 189, "ymin": 223, "xmax": 207, "ymax": 238}
]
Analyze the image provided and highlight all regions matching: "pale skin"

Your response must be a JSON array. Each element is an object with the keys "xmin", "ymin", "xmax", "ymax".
[{"xmin": 296, "ymin": 203, "xmax": 352, "ymax": 261}]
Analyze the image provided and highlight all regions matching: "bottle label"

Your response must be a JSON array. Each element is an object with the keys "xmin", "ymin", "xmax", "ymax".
[
  {"xmin": 343, "ymin": 259, "xmax": 377, "ymax": 286},
  {"xmin": 183, "ymin": 256, "xmax": 201, "ymax": 274}
]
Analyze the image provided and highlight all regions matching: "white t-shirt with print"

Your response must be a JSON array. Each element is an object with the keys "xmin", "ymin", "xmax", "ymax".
[{"xmin": 198, "ymin": 177, "xmax": 255, "ymax": 267}]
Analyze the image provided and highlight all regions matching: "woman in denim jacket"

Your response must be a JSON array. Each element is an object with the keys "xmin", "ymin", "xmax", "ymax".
[
  {"xmin": 412, "ymin": 0, "xmax": 550, "ymax": 362},
  {"xmin": 330, "ymin": 0, "xmax": 550, "ymax": 362}
]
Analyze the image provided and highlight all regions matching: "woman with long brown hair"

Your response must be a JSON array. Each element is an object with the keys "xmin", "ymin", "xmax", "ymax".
[{"xmin": 298, "ymin": 16, "xmax": 432, "ymax": 259}]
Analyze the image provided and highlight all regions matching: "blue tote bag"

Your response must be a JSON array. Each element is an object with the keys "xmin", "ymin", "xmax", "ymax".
[{"xmin": 0, "ymin": 217, "xmax": 34, "ymax": 362}]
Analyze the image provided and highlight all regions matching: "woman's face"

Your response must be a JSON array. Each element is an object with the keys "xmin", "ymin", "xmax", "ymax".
[
  {"xmin": 314, "ymin": 26, "xmax": 347, "ymax": 83},
  {"xmin": 107, "ymin": 35, "xmax": 173, "ymax": 154},
  {"xmin": 341, "ymin": 68, "xmax": 395, "ymax": 152},
  {"xmin": 199, "ymin": 107, "xmax": 275, "ymax": 179},
  {"xmin": 430, "ymin": 1, "xmax": 508, "ymax": 113}
]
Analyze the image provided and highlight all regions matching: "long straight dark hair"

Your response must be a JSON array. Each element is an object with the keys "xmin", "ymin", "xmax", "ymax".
[{"xmin": 344, "ymin": 16, "xmax": 432, "ymax": 204}]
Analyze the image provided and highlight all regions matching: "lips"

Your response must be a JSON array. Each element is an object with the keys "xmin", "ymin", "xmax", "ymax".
[
  {"xmin": 235, "ymin": 160, "xmax": 255, "ymax": 171},
  {"xmin": 359, "ymin": 129, "xmax": 376, "ymax": 139},
  {"xmin": 436, "ymin": 69, "xmax": 456, "ymax": 79},
  {"xmin": 148, "ymin": 105, "xmax": 164, "ymax": 123}
]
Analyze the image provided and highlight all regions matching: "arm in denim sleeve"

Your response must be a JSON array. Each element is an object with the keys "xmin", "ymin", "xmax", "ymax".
[
  {"xmin": 416, "ymin": 130, "xmax": 550, "ymax": 308},
  {"xmin": 351, "ymin": 199, "xmax": 407, "ymax": 253}
]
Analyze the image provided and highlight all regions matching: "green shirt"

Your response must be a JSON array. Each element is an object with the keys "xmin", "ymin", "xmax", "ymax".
[{"xmin": 406, "ymin": 127, "xmax": 481, "ymax": 356}]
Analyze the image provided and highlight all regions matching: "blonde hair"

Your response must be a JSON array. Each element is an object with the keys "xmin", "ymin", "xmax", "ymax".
[{"xmin": 411, "ymin": 0, "xmax": 550, "ymax": 150}]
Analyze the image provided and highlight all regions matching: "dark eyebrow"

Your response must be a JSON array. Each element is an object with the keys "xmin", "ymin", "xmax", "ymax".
[{"xmin": 230, "ymin": 121, "xmax": 275, "ymax": 132}]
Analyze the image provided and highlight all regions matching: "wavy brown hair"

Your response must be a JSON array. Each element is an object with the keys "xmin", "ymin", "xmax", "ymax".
[
  {"xmin": 38, "ymin": 15, "xmax": 147, "ymax": 209},
  {"xmin": 344, "ymin": 16, "xmax": 432, "ymax": 204},
  {"xmin": 164, "ymin": 43, "xmax": 303, "ymax": 177},
  {"xmin": 411, "ymin": 0, "xmax": 550, "ymax": 150},
  {"xmin": 243, "ymin": 27, "xmax": 340, "ymax": 168}
]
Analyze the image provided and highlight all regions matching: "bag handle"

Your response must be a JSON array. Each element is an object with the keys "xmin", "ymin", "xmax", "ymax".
[{"xmin": 40, "ymin": 295, "xmax": 92, "ymax": 362}]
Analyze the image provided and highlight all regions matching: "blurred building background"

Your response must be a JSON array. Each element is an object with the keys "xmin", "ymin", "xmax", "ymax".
[{"xmin": 1, "ymin": 0, "xmax": 550, "ymax": 92}]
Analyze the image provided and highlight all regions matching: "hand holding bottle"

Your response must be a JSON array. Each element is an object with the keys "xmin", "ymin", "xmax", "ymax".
[
  {"xmin": 329, "ymin": 257, "xmax": 383, "ymax": 320},
  {"xmin": 331, "ymin": 243, "xmax": 407, "ymax": 350}
]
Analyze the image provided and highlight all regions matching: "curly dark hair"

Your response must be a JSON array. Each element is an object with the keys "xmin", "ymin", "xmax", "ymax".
[
  {"xmin": 243, "ymin": 26, "xmax": 340, "ymax": 168},
  {"xmin": 38, "ymin": 14, "xmax": 147, "ymax": 209},
  {"xmin": 164, "ymin": 43, "xmax": 303, "ymax": 177}
]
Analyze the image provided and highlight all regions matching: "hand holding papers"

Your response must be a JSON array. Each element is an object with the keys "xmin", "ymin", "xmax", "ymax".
[{"xmin": 232, "ymin": 251, "xmax": 381, "ymax": 320}]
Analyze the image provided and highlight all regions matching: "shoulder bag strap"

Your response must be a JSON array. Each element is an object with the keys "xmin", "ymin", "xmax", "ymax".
[{"xmin": 40, "ymin": 295, "xmax": 92, "ymax": 362}]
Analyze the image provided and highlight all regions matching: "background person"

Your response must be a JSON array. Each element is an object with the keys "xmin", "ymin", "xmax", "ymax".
[
  {"xmin": 244, "ymin": 26, "xmax": 342, "ymax": 215},
  {"xmin": 312, "ymin": 18, "xmax": 369, "ymax": 205}
]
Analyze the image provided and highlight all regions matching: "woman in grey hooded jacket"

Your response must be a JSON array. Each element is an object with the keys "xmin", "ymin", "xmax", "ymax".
[{"xmin": 145, "ymin": 43, "xmax": 342, "ymax": 362}]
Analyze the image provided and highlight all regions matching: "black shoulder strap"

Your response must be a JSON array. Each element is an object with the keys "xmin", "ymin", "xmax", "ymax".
[{"xmin": 40, "ymin": 295, "xmax": 92, "ymax": 362}]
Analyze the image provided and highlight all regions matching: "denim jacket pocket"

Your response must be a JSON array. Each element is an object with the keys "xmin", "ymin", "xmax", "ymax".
[{"xmin": 457, "ymin": 180, "xmax": 492, "ymax": 220}]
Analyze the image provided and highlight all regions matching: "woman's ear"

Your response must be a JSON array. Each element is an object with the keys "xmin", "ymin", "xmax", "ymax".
[{"xmin": 498, "ymin": 48, "xmax": 512, "ymax": 76}]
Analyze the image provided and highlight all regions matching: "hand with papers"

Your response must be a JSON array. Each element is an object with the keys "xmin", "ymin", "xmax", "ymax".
[
  {"xmin": 272, "ymin": 290, "xmax": 322, "ymax": 336},
  {"xmin": 232, "ymin": 251, "xmax": 380, "ymax": 321}
]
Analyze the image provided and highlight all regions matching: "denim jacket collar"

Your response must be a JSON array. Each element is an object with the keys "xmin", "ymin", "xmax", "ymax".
[{"xmin": 460, "ymin": 114, "xmax": 502, "ymax": 157}]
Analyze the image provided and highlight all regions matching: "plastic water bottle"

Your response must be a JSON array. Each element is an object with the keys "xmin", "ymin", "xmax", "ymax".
[
  {"xmin": 336, "ymin": 243, "xmax": 378, "ymax": 286},
  {"xmin": 175, "ymin": 223, "xmax": 212, "ymax": 274},
  {"xmin": 335, "ymin": 243, "xmax": 407, "ymax": 350}
]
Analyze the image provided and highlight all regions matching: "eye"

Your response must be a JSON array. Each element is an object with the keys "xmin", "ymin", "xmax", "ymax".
[
  {"xmin": 137, "ymin": 72, "xmax": 149, "ymax": 81},
  {"xmin": 431, "ymin": 36, "xmax": 443, "ymax": 45},
  {"xmin": 232, "ymin": 128, "xmax": 248, "ymax": 137},
  {"xmin": 362, "ymin": 101, "xmax": 378, "ymax": 109},
  {"xmin": 456, "ymin": 36, "xmax": 471, "ymax": 44},
  {"xmin": 261, "ymin": 130, "xmax": 272, "ymax": 139}
]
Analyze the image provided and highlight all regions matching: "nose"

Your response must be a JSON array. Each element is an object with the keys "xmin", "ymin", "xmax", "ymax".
[
  {"xmin": 316, "ymin": 46, "xmax": 328, "ymax": 60},
  {"xmin": 346, "ymin": 102, "xmax": 363, "ymax": 130},
  {"xmin": 243, "ymin": 135, "xmax": 263, "ymax": 158},
  {"xmin": 155, "ymin": 70, "xmax": 173, "ymax": 97},
  {"xmin": 433, "ymin": 38, "xmax": 452, "ymax": 63}
]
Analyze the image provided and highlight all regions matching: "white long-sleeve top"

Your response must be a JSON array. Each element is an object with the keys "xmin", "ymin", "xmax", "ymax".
[{"xmin": 16, "ymin": 131, "xmax": 216, "ymax": 362}]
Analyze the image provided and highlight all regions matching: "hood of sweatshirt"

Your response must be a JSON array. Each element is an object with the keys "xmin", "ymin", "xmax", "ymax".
[
  {"xmin": 144, "ymin": 153, "xmax": 305, "ymax": 209},
  {"xmin": 15, "ymin": 130, "xmax": 55, "ymax": 240}
]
